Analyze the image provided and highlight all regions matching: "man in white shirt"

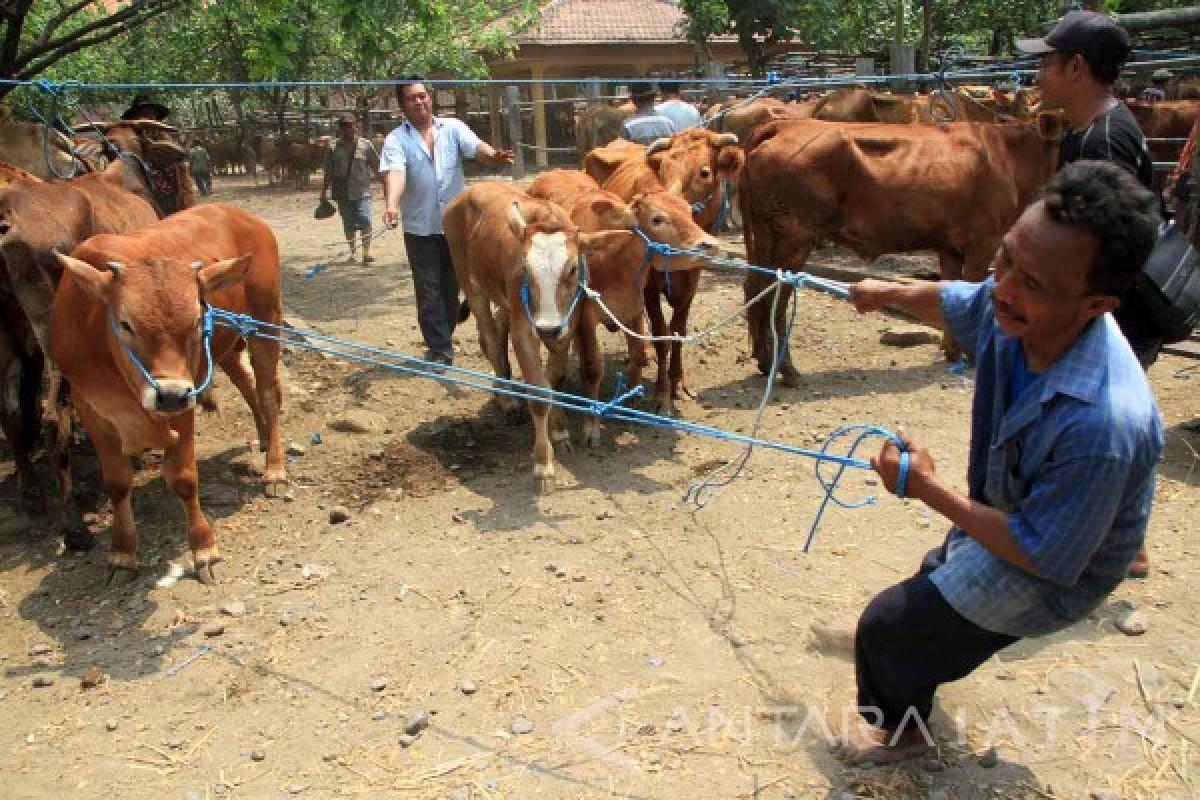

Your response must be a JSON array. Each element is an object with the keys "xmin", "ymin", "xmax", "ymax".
[
  {"xmin": 380, "ymin": 77, "xmax": 513, "ymax": 366},
  {"xmin": 655, "ymin": 81, "xmax": 702, "ymax": 131}
]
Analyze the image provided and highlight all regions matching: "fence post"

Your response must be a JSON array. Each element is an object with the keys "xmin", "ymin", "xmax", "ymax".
[{"xmin": 505, "ymin": 85, "xmax": 525, "ymax": 181}]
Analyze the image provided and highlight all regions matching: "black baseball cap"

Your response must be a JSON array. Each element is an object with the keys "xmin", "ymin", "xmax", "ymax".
[{"xmin": 1017, "ymin": 11, "xmax": 1131, "ymax": 69}]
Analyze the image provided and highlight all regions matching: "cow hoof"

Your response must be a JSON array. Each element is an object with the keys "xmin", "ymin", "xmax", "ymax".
[
  {"xmin": 263, "ymin": 473, "xmax": 289, "ymax": 498},
  {"xmin": 583, "ymin": 427, "xmax": 602, "ymax": 448},
  {"xmin": 779, "ymin": 367, "xmax": 802, "ymax": 389},
  {"xmin": 650, "ymin": 394, "xmax": 678, "ymax": 418},
  {"xmin": 195, "ymin": 557, "xmax": 223, "ymax": 586},
  {"xmin": 552, "ymin": 434, "xmax": 573, "ymax": 457},
  {"xmin": 534, "ymin": 465, "xmax": 555, "ymax": 494},
  {"xmin": 63, "ymin": 528, "xmax": 97, "ymax": 552}
]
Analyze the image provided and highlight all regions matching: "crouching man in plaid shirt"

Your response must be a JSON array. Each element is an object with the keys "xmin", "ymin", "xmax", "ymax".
[{"xmin": 828, "ymin": 161, "xmax": 1164, "ymax": 765}]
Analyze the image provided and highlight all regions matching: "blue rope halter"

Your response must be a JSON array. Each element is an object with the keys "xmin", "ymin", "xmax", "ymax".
[
  {"xmin": 519, "ymin": 251, "xmax": 589, "ymax": 333},
  {"xmin": 108, "ymin": 302, "xmax": 217, "ymax": 404}
]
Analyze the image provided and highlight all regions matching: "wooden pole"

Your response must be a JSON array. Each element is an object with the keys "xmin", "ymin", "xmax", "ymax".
[
  {"xmin": 505, "ymin": 85, "xmax": 525, "ymax": 181},
  {"xmin": 531, "ymin": 64, "xmax": 549, "ymax": 168},
  {"xmin": 488, "ymin": 85, "xmax": 503, "ymax": 145},
  {"xmin": 1115, "ymin": 7, "xmax": 1200, "ymax": 32}
]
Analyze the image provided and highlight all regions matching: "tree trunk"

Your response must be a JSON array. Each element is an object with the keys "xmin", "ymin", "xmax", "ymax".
[{"xmin": 919, "ymin": 0, "xmax": 932, "ymax": 72}]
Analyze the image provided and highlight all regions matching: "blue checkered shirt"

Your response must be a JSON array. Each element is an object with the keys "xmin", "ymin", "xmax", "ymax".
[{"xmin": 928, "ymin": 279, "xmax": 1163, "ymax": 637}]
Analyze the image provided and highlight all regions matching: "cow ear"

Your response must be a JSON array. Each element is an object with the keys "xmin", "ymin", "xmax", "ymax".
[
  {"xmin": 716, "ymin": 147, "xmax": 745, "ymax": 177},
  {"xmin": 506, "ymin": 200, "xmax": 526, "ymax": 239},
  {"xmin": 197, "ymin": 254, "xmax": 252, "ymax": 293},
  {"xmin": 55, "ymin": 252, "xmax": 114, "ymax": 301},
  {"xmin": 588, "ymin": 196, "xmax": 617, "ymax": 216},
  {"xmin": 1036, "ymin": 111, "xmax": 1066, "ymax": 142}
]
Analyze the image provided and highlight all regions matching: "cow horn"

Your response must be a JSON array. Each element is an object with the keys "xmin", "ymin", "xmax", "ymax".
[
  {"xmin": 712, "ymin": 132, "xmax": 739, "ymax": 146},
  {"xmin": 645, "ymin": 137, "xmax": 672, "ymax": 156},
  {"xmin": 190, "ymin": 260, "xmax": 204, "ymax": 270},
  {"xmin": 71, "ymin": 121, "xmax": 116, "ymax": 133},
  {"xmin": 105, "ymin": 261, "xmax": 125, "ymax": 275}
]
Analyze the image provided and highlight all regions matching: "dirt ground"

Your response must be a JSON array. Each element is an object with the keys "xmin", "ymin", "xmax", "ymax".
[{"xmin": 1, "ymin": 174, "xmax": 1198, "ymax": 800}]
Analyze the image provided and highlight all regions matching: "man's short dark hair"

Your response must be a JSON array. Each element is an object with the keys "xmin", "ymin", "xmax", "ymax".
[
  {"xmin": 630, "ymin": 83, "xmax": 657, "ymax": 103},
  {"xmin": 336, "ymin": 114, "xmax": 355, "ymax": 126},
  {"xmin": 659, "ymin": 80, "xmax": 682, "ymax": 95},
  {"xmin": 1042, "ymin": 160, "xmax": 1160, "ymax": 296},
  {"xmin": 396, "ymin": 74, "xmax": 427, "ymax": 104}
]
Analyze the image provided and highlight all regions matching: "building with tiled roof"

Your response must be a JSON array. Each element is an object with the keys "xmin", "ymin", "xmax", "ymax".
[{"xmin": 482, "ymin": 0, "xmax": 802, "ymax": 164}]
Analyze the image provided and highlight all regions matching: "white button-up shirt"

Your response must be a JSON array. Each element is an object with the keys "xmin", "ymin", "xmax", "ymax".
[{"xmin": 379, "ymin": 117, "xmax": 482, "ymax": 235}]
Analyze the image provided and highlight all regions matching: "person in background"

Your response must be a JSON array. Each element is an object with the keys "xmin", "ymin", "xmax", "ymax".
[
  {"xmin": 620, "ymin": 83, "xmax": 676, "ymax": 145},
  {"xmin": 1140, "ymin": 69, "xmax": 1172, "ymax": 102},
  {"xmin": 120, "ymin": 92, "xmax": 170, "ymax": 122},
  {"xmin": 320, "ymin": 115, "xmax": 380, "ymax": 265},
  {"xmin": 655, "ymin": 80, "xmax": 702, "ymax": 131},
  {"xmin": 380, "ymin": 77, "xmax": 512, "ymax": 367},
  {"xmin": 1019, "ymin": 9, "xmax": 1161, "ymax": 579},
  {"xmin": 188, "ymin": 141, "xmax": 212, "ymax": 196}
]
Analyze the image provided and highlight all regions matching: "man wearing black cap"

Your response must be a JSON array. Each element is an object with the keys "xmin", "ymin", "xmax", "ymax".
[
  {"xmin": 120, "ymin": 93, "xmax": 170, "ymax": 122},
  {"xmin": 1018, "ymin": 11, "xmax": 1158, "ymax": 578}
]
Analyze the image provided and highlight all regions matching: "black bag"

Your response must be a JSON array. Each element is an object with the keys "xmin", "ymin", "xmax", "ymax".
[{"xmin": 1135, "ymin": 221, "xmax": 1200, "ymax": 344}]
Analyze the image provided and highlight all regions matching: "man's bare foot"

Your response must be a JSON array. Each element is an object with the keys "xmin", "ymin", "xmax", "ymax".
[
  {"xmin": 828, "ymin": 713, "xmax": 932, "ymax": 766},
  {"xmin": 1128, "ymin": 547, "xmax": 1149, "ymax": 579},
  {"xmin": 811, "ymin": 623, "xmax": 855, "ymax": 659}
]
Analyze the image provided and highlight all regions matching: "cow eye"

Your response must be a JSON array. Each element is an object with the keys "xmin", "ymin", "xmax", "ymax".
[
  {"xmin": 652, "ymin": 215, "xmax": 667, "ymax": 227},
  {"xmin": 699, "ymin": 167, "xmax": 712, "ymax": 179},
  {"xmin": 120, "ymin": 319, "xmax": 134, "ymax": 335}
]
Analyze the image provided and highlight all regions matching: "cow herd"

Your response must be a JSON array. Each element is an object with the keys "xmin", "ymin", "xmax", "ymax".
[{"xmin": 0, "ymin": 87, "xmax": 1198, "ymax": 586}]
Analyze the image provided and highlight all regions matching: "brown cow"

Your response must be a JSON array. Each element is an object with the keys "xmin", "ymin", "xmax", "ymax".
[
  {"xmin": 444, "ymin": 182, "xmax": 623, "ymax": 492},
  {"xmin": 0, "ymin": 124, "xmax": 193, "ymax": 519},
  {"xmin": 740, "ymin": 117, "xmax": 1063, "ymax": 385},
  {"xmin": 49, "ymin": 204, "xmax": 286, "ymax": 583},
  {"xmin": 1127, "ymin": 99, "xmax": 1200, "ymax": 167},
  {"xmin": 529, "ymin": 169, "xmax": 719, "ymax": 441},
  {"xmin": 811, "ymin": 87, "xmax": 1009, "ymax": 124},
  {"xmin": 0, "ymin": 113, "xmax": 81, "ymax": 178},
  {"xmin": 584, "ymin": 129, "xmax": 744, "ymax": 414}
]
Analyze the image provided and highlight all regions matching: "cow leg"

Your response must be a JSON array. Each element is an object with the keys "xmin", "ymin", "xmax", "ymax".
[
  {"xmin": 644, "ymin": 281, "xmax": 675, "ymax": 416},
  {"xmin": 245, "ymin": 336, "xmax": 287, "ymax": 496},
  {"xmin": 511, "ymin": 329, "xmax": 555, "ymax": 493},
  {"xmin": 0, "ymin": 336, "xmax": 42, "ymax": 511},
  {"xmin": 546, "ymin": 344, "xmax": 572, "ymax": 456},
  {"xmin": 579, "ymin": 323, "xmax": 604, "ymax": 447},
  {"xmin": 164, "ymin": 411, "xmax": 221, "ymax": 584},
  {"xmin": 470, "ymin": 297, "xmax": 518, "ymax": 415},
  {"xmin": 75, "ymin": 403, "xmax": 136, "ymax": 577},
  {"xmin": 625, "ymin": 313, "xmax": 648, "ymax": 392},
  {"xmin": 221, "ymin": 348, "xmax": 263, "ymax": 434},
  {"xmin": 667, "ymin": 273, "xmax": 700, "ymax": 402}
]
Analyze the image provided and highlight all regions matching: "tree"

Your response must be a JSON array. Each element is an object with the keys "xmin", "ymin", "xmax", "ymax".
[
  {"xmin": 680, "ymin": 0, "xmax": 815, "ymax": 76},
  {"xmin": 0, "ymin": 0, "xmax": 191, "ymax": 99}
]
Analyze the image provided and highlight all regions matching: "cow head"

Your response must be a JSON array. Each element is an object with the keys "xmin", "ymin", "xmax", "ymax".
[
  {"xmin": 76, "ymin": 119, "xmax": 195, "ymax": 215},
  {"xmin": 508, "ymin": 201, "xmax": 591, "ymax": 343},
  {"xmin": 629, "ymin": 190, "xmax": 720, "ymax": 270},
  {"xmin": 644, "ymin": 129, "xmax": 744, "ymax": 209},
  {"xmin": 54, "ymin": 251, "xmax": 250, "ymax": 414}
]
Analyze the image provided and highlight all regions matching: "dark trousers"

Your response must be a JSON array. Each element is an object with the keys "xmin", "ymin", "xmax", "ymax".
[
  {"xmin": 194, "ymin": 171, "xmax": 212, "ymax": 196},
  {"xmin": 855, "ymin": 550, "xmax": 1019, "ymax": 732},
  {"xmin": 403, "ymin": 232, "xmax": 459, "ymax": 360}
]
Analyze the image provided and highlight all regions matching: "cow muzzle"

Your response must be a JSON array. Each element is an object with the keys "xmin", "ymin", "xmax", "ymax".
[
  {"xmin": 142, "ymin": 378, "xmax": 197, "ymax": 414},
  {"xmin": 535, "ymin": 322, "xmax": 567, "ymax": 341}
]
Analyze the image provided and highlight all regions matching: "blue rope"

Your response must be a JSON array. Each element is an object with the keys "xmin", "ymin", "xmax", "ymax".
[
  {"xmin": 205, "ymin": 304, "xmax": 908, "ymax": 540},
  {"xmin": 302, "ymin": 222, "xmax": 394, "ymax": 280}
]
